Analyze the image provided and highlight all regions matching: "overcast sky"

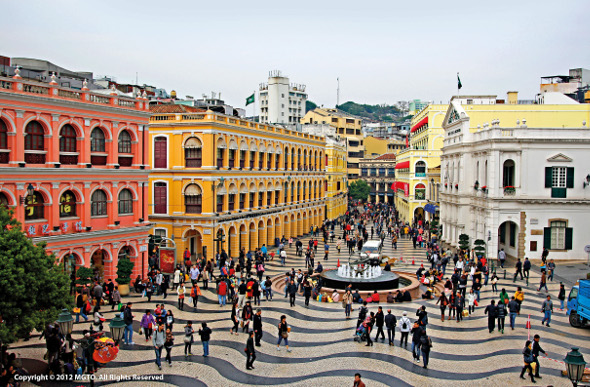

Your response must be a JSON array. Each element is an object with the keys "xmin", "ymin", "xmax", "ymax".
[{"xmin": 4, "ymin": 0, "xmax": 590, "ymax": 110}]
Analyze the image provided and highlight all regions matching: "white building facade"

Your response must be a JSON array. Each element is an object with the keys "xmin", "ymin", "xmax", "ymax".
[
  {"xmin": 439, "ymin": 99, "xmax": 590, "ymax": 261},
  {"xmin": 259, "ymin": 70, "xmax": 307, "ymax": 124}
]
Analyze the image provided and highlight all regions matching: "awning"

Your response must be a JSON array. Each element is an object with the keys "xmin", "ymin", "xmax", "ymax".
[
  {"xmin": 258, "ymin": 185, "xmax": 266, "ymax": 192},
  {"xmin": 395, "ymin": 161, "xmax": 410, "ymax": 169},
  {"xmin": 217, "ymin": 137, "xmax": 227, "ymax": 149},
  {"xmin": 424, "ymin": 203, "xmax": 439, "ymax": 214},
  {"xmin": 184, "ymin": 184, "xmax": 202, "ymax": 195},
  {"xmin": 228, "ymin": 139, "xmax": 238, "ymax": 150},
  {"xmin": 239, "ymin": 184, "xmax": 248, "ymax": 193},
  {"xmin": 240, "ymin": 141, "xmax": 248, "ymax": 151},
  {"xmin": 249, "ymin": 142, "xmax": 258, "ymax": 151},
  {"xmin": 249, "ymin": 184, "xmax": 257, "ymax": 193},
  {"xmin": 259, "ymin": 143, "xmax": 266, "ymax": 152},
  {"xmin": 228, "ymin": 184, "xmax": 238, "ymax": 194},
  {"xmin": 184, "ymin": 137, "xmax": 202, "ymax": 149},
  {"xmin": 411, "ymin": 116, "xmax": 428, "ymax": 133}
]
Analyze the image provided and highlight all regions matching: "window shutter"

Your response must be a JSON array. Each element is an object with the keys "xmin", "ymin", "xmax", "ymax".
[
  {"xmin": 551, "ymin": 187, "xmax": 567, "ymax": 198},
  {"xmin": 543, "ymin": 227, "xmax": 551, "ymax": 249},
  {"xmin": 565, "ymin": 227, "xmax": 573, "ymax": 250},
  {"xmin": 567, "ymin": 168, "xmax": 574, "ymax": 188},
  {"xmin": 545, "ymin": 167, "xmax": 552, "ymax": 188}
]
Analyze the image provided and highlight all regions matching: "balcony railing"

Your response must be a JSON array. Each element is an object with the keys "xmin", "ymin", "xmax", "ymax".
[
  {"xmin": 25, "ymin": 153, "xmax": 46, "ymax": 164},
  {"xmin": 59, "ymin": 154, "xmax": 78, "ymax": 165}
]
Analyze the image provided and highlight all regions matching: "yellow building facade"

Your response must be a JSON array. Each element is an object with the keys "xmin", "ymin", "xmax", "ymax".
[
  {"xmin": 394, "ymin": 104, "xmax": 448, "ymax": 224},
  {"xmin": 301, "ymin": 108, "xmax": 364, "ymax": 179},
  {"xmin": 325, "ymin": 137, "xmax": 348, "ymax": 219},
  {"xmin": 364, "ymin": 136, "xmax": 406, "ymax": 157},
  {"xmin": 148, "ymin": 108, "xmax": 327, "ymax": 263}
]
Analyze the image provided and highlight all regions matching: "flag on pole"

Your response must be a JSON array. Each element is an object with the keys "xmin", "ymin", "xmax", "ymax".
[
  {"xmin": 457, "ymin": 73, "xmax": 462, "ymax": 90},
  {"xmin": 245, "ymin": 93, "xmax": 255, "ymax": 106}
]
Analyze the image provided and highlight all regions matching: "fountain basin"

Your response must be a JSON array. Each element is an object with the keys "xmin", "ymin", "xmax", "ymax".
[{"xmin": 321, "ymin": 269, "xmax": 405, "ymax": 291}]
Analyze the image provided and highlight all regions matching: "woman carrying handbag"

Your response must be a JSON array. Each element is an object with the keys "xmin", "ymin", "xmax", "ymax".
[{"xmin": 276, "ymin": 315, "xmax": 291, "ymax": 352}]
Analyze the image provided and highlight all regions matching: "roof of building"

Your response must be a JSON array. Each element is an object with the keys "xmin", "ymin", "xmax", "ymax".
[
  {"xmin": 374, "ymin": 153, "xmax": 397, "ymax": 161},
  {"xmin": 150, "ymin": 104, "xmax": 205, "ymax": 113}
]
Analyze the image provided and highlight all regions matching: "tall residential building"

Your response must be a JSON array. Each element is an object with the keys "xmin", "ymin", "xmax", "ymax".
[
  {"xmin": 409, "ymin": 99, "xmax": 431, "ymax": 115},
  {"xmin": 148, "ymin": 107, "xmax": 327, "ymax": 268},
  {"xmin": 0, "ymin": 71, "xmax": 151, "ymax": 281},
  {"xmin": 393, "ymin": 104, "xmax": 448, "ymax": 224},
  {"xmin": 301, "ymin": 108, "xmax": 363, "ymax": 179},
  {"xmin": 259, "ymin": 70, "xmax": 307, "ymax": 124},
  {"xmin": 440, "ymin": 93, "xmax": 590, "ymax": 261}
]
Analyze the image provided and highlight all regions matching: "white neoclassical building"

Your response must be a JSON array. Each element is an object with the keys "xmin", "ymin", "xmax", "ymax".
[{"xmin": 439, "ymin": 95, "xmax": 590, "ymax": 261}]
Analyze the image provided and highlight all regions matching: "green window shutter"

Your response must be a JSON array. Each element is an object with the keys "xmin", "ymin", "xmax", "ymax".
[
  {"xmin": 551, "ymin": 187, "xmax": 567, "ymax": 198},
  {"xmin": 543, "ymin": 227, "xmax": 551, "ymax": 249},
  {"xmin": 567, "ymin": 168, "xmax": 574, "ymax": 188},
  {"xmin": 565, "ymin": 227, "xmax": 573, "ymax": 250},
  {"xmin": 545, "ymin": 167, "xmax": 553, "ymax": 188}
]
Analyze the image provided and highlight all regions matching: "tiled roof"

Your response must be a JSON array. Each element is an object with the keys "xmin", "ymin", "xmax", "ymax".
[
  {"xmin": 150, "ymin": 104, "xmax": 205, "ymax": 113},
  {"xmin": 375, "ymin": 153, "xmax": 397, "ymax": 161}
]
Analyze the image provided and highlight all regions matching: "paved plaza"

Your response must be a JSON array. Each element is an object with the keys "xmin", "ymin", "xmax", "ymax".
[{"xmin": 11, "ymin": 229, "xmax": 590, "ymax": 387}]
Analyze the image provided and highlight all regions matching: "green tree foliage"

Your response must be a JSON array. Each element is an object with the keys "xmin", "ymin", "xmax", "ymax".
[
  {"xmin": 336, "ymin": 101, "xmax": 400, "ymax": 122},
  {"xmin": 430, "ymin": 219, "xmax": 439, "ymax": 237},
  {"xmin": 75, "ymin": 267, "xmax": 94, "ymax": 289},
  {"xmin": 116, "ymin": 255, "xmax": 134, "ymax": 285},
  {"xmin": 305, "ymin": 100, "xmax": 317, "ymax": 113},
  {"xmin": 458, "ymin": 233, "xmax": 470, "ymax": 251},
  {"xmin": 349, "ymin": 180, "xmax": 370, "ymax": 201},
  {"xmin": 473, "ymin": 239, "xmax": 486, "ymax": 258},
  {"xmin": 0, "ymin": 206, "xmax": 71, "ymax": 343}
]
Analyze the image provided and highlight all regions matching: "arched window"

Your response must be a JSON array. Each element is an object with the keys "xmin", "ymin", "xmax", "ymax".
[
  {"xmin": 91, "ymin": 128, "xmax": 105, "ymax": 152},
  {"xmin": 118, "ymin": 189, "xmax": 133, "ymax": 215},
  {"xmin": 284, "ymin": 147, "xmax": 288, "ymax": 169},
  {"xmin": 25, "ymin": 191, "xmax": 44, "ymax": 220},
  {"xmin": 118, "ymin": 130, "xmax": 132, "ymax": 153},
  {"xmin": 415, "ymin": 183, "xmax": 426, "ymax": 200},
  {"xmin": 25, "ymin": 121, "xmax": 44, "ymax": 151},
  {"xmin": 59, "ymin": 125, "xmax": 77, "ymax": 152},
  {"xmin": 0, "ymin": 192, "xmax": 9, "ymax": 207},
  {"xmin": 185, "ymin": 137, "xmax": 202, "ymax": 168},
  {"xmin": 296, "ymin": 182, "xmax": 300, "ymax": 202},
  {"xmin": 415, "ymin": 161, "xmax": 427, "ymax": 176},
  {"xmin": 185, "ymin": 184, "xmax": 202, "ymax": 214},
  {"xmin": 154, "ymin": 183, "xmax": 167, "ymax": 214},
  {"xmin": 59, "ymin": 190, "xmax": 77, "ymax": 218},
  {"xmin": 0, "ymin": 120, "xmax": 7, "ymax": 149},
  {"xmin": 91, "ymin": 189, "xmax": 107, "ymax": 216},
  {"xmin": 503, "ymin": 159, "xmax": 515, "ymax": 187}
]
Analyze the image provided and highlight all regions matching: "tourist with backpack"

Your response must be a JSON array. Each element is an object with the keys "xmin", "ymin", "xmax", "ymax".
[
  {"xmin": 420, "ymin": 334, "xmax": 433, "ymax": 369},
  {"xmin": 384, "ymin": 309, "xmax": 397, "ymax": 346},
  {"xmin": 399, "ymin": 311, "xmax": 410, "ymax": 348}
]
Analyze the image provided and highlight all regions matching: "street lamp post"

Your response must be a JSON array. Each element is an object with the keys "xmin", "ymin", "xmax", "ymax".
[
  {"xmin": 109, "ymin": 315, "xmax": 126, "ymax": 346},
  {"xmin": 565, "ymin": 347, "xmax": 587, "ymax": 387},
  {"xmin": 56, "ymin": 308, "xmax": 74, "ymax": 335}
]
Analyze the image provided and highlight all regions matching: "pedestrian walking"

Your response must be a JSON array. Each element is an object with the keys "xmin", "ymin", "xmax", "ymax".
[
  {"xmin": 374, "ymin": 307, "xmax": 385, "ymax": 341},
  {"xmin": 343, "ymin": 289, "xmax": 353, "ymax": 318},
  {"xmin": 253, "ymin": 309, "xmax": 263, "ymax": 346},
  {"xmin": 508, "ymin": 296, "xmax": 520, "ymax": 330},
  {"xmin": 420, "ymin": 333, "xmax": 432, "ymax": 369},
  {"xmin": 112, "ymin": 286, "xmax": 121, "ymax": 310},
  {"xmin": 217, "ymin": 278, "xmax": 228, "ymax": 306},
  {"xmin": 467, "ymin": 290, "xmax": 476, "ymax": 315},
  {"xmin": 547, "ymin": 259, "xmax": 556, "ymax": 281},
  {"xmin": 436, "ymin": 293, "xmax": 448, "ymax": 321},
  {"xmin": 190, "ymin": 283, "xmax": 202, "ymax": 310},
  {"xmin": 242, "ymin": 301, "xmax": 253, "ymax": 333},
  {"xmin": 520, "ymin": 340, "xmax": 537, "ymax": 383},
  {"xmin": 523, "ymin": 257, "xmax": 531, "ymax": 279},
  {"xmin": 538, "ymin": 271, "xmax": 548, "ymax": 293},
  {"xmin": 164, "ymin": 328, "xmax": 174, "ymax": 367},
  {"xmin": 484, "ymin": 300, "xmax": 497, "ymax": 333},
  {"xmin": 184, "ymin": 321, "xmax": 194, "ymax": 358},
  {"xmin": 496, "ymin": 298, "xmax": 507, "ymax": 334},
  {"xmin": 230, "ymin": 301, "xmax": 240, "ymax": 335},
  {"xmin": 513, "ymin": 258, "xmax": 524, "ymax": 281},
  {"xmin": 558, "ymin": 283, "xmax": 566, "ymax": 310},
  {"xmin": 384, "ymin": 309, "xmax": 397, "ymax": 346},
  {"xmin": 498, "ymin": 248, "xmax": 506, "ymax": 268},
  {"xmin": 140, "ymin": 310, "xmax": 155, "ymax": 342},
  {"xmin": 399, "ymin": 312, "xmax": 410, "ymax": 348},
  {"xmin": 491, "ymin": 272, "xmax": 499, "ymax": 293},
  {"xmin": 410, "ymin": 322, "xmax": 424, "ymax": 363},
  {"xmin": 277, "ymin": 315, "xmax": 291, "ymax": 352},
  {"xmin": 532, "ymin": 334, "xmax": 547, "ymax": 379},
  {"xmin": 245, "ymin": 331, "xmax": 256, "ymax": 370},
  {"xmin": 177, "ymin": 283, "xmax": 186, "ymax": 311},
  {"xmin": 152, "ymin": 324, "xmax": 165, "ymax": 370},
  {"xmin": 541, "ymin": 295, "xmax": 553, "ymax": 327},
  {"xmin": 198, "ymin": 322, "xmax": 212, "ymax": 357},
  {"xmin": 123, "ymin": 302, "xmax": 135, "ymax": 345},
  {"xmin": 454, "ymin": 293, "xmax": 464, "ymax": 322},
  {"xmin": 287, "ymin": 280, "xmax": 297, "ymax": 307}
]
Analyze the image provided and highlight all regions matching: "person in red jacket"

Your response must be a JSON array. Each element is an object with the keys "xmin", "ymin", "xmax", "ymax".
[{"xmin": 217, "ymin": 279, "xmax": 228, "ymax": 307}]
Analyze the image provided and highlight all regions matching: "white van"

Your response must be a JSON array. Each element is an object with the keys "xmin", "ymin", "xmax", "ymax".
[{"xmin": 360, "ymin": 240, "xmax": 382, "ymax": 264}]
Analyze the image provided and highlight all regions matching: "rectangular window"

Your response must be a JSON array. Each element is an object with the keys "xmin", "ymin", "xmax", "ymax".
[
  {"xmin": 154, "ymin": 138, "xmax": 167, "ymax": 169},
  {"xmin": 216, "ymin": 194, "xmax": 224, "ymax": 212},
  {"xmin": 275, "ymin": 191, "xmax": 279, "ymax": 205},
  {"xmin": 552, "ymin": 167, "xmax": 566, "ymax": 188},
  {"xmin": 258, "ymin": 192, "xmax": 263, "ymax": 207},
  {"xmin": 499, "ymin": 223, "xmax": 506, "ymax": 244},
  {"xmin": 250, "ymin": 151, "xmax": 255, "ymax": 169},
  {"xmin": 239, "ymin": 193, "xmax": 245, "ymax": 209},
  {"xmin": 185, "ymin": 148, "xmax": 202, "ymax": 168},
  {"xmin": 154, "ymin": 183, "xmax": 167, "ymax": 214},
  {"xmin": 228, "ymin": 194, "xmax": 235, "ymax": 211},
  {"xmin": 378, "ymin": 168, "xmax": 386, "ymax": 176},
  {"xmin": 259, "ymin": 152, "xmax": 264, "ymax": 169},
  {"xmin": 267, "ymin": 192, "xmax": 271, "ymax": 206},
  {"xmin": 550, "ymin": 221, "xmax": 566, "ymax": 250},
  {"xmin": 249, "ymin": 193, "xmax": 255, "ymax": 208},
  {"xmin": 216, "ymin": 148, "xmax": 224, "ymax": 168},
  {"xmin": 240, "ymin": 150, "xmax": 246, "ymax": 168},
  {"xmin": 228, "ymin": 149, "xmax": 235, "ymax": 168}
]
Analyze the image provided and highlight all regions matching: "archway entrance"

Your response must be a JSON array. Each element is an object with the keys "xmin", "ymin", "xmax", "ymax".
[
  {"xmin": 413, "ymin": 207, "xmax": 424, "ymax": 225},
  {"xmin": 186, "ymin": 229, "xmax": 203, "ymax": 260},
  {"xmin": 62, "ymin": 252, "xmax": 79, "ymax": 277},
  {"xmin": 498, "ymin": 221, "xmax": 519, "ymax": 259},
  {"xmin": 91, "ymin": 249, "xmax": 106, "ymax": 282}
]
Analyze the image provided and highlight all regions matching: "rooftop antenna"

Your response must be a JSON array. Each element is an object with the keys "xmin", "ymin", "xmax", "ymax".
[{"xmin": 336, "ymin": 77, "xmax": 340, "ymax": 108}]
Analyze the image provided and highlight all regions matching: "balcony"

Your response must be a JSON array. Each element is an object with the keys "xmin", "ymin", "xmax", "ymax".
[
  {"xmin": 59, "ymin": 154, "xmax": 78, "ymax": 165},
  {"xmin": 25, "ymin": 153, "xmax": 46, "ymax": 164},
  {"xmin": 118, "ymin": 156, "xmax": 133, "ymax": 167},
  {"xmin": 0, "ymin": 152, "xmax": 9, "ymax": 164}
]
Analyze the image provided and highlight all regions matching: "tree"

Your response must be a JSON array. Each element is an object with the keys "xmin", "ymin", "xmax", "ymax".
[
  {"xmin": 0, "ymin": 206, "xmax": 71, "ymax": 343},
  {"xmin": 473, "ymin": 239, "xmax": 486, "ymax": 258},
  {"xmin": 430, "ymin": 219, "xmax": 439, "ymax": 238},
  {"xmin": 75, "ymin": 267, "xmax": 94, "ymax": 290},
  {"xmin": 458, "ymin": 233, "xmax": 470, "ymax": 251},
  {"xmin": 349, "ymin": 180, "xmax": 370, "ymax": 201},
  {"xmin": 305, "ymin": 100, "xmax": 317, "ymax": 113},
  {"xmin": 116, "ymin": 255, "xmax": 134, "ymax": 285}
]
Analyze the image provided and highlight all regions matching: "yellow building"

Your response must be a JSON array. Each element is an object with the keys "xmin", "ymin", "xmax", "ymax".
[
  {"xmin": 364, "ymin": 136, "xmax": 406, "ymax": 157},
  {"xmin": 148, "ymin": 105, "xmax": 327, "ymax": 263},
  {"xmin": 394, "ymin": 104, "xmax": 448, "ymax": 224},
  {"xmin": 301, "ymin": 108, "xmax": 363, "ymax": 179},
  {"xmin": 325, "ymin": 136, "xmax": 348, "ymax": 219}
]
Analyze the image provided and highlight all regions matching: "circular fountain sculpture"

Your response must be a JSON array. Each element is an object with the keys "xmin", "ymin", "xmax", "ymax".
[{"xmin": 321, "ymin": 263, "xmax": 404, "ymax": 291}]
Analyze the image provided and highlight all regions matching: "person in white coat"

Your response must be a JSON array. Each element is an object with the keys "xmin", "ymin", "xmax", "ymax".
[{"xmin": 398, "ymin": 311, "xmax": 411, "ymax": 348}]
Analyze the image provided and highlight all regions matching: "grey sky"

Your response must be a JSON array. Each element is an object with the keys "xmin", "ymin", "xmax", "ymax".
[{"xmin": 4, "ymin": 0, "xmax": 590, "ymax": 110}]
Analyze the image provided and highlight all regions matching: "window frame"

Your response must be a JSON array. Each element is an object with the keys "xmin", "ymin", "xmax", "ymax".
[
  {"xmin": 118, "ymin": 189, "xmax": 133, "ymax": 215},
  {"xmin": 91, "ymin": 189, "xmax": 108, "ymax": 216}
]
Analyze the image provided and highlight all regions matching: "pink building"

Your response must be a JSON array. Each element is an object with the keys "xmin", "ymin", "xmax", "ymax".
[{"xmin": 0, "ymin": 71, "xmax": 151, "ymax": 281}]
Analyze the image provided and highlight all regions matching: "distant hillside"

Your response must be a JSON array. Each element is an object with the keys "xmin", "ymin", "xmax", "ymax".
[{"xmin": 336, "ymin": 101, "xmax": 400, "ymax": 122}]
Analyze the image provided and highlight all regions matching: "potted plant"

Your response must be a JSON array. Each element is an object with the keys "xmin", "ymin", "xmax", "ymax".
[
  {"xmin": 455, "ymin": 184, "xmax": 459, "ymax": 189},
  {"xmin": 458, "ymin": 233, "xmax": 470, "ymax": 251},
  {"xmin": 116, "ymin": 254, "xmax": 135, "ymax": 296},
  {"xmin": 75, "ymin": 267, "xmax": 94, "ymax": 291},
  {"xmin": 504, "ymin": 186, "xmax": 516, "ymax": 195},
  {"xmin": 444, "ymin": 183, "xmax": 448, "ymax": 188},
  {"xmin": 481, "ymin": 185, "xmax": 487, "ymax": 193},
  {"xmin": 474, "ymin": 180, "xmax": 479, "ymax": 190},
  {"xmin": 473, "ymin": 239, "xmax": 486, "ymax": 261}
]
